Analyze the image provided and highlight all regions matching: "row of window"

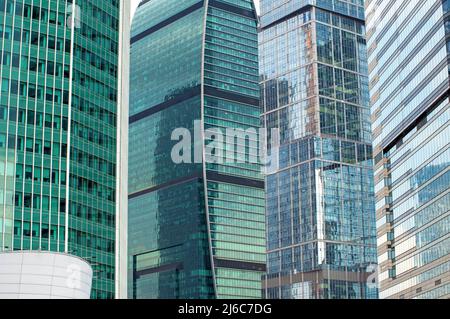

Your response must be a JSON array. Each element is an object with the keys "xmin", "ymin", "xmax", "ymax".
[
  {"xmin": 0, "ymin": 27, "xmax": 71, "ymax": 54},
  {"xmin": 2, "ymin": 39, "xmax": 117, "ymax": 84},
  {"xmin": 0, "ymin": 24, "xmax": 118, "ymax": 78},
  {"xmin": 272, "ymin": 135, "xmax": 373, "ymax": 171},
  {"xmin": 73, "ymin": 96, "xmax": 116, "ymax": 127},
  {"xmin": 13, "ymin": 221, "xmax": 63, "ymax": 241},
  {"xmin": 15, "ymin": 193, "xmax": 66, "ymax": 212},
  {"xmin": 0, "ymin": 106, "xmax": 67, "ymax": 129},
  {"xmin": 70, "ymin": 201, "xmax": 115, "ymax": 227},
  {"xmin": 68, "ymin": 229, "xmax": 114, "ymax": 253},
  {"xmin": 0, "ymin": 78, "xmax": 70, "ymax": 104},
  {"xmin": 69, "ymin": 175, "xmax": 115, "ymax": 202},
  {"xmin": 1, "ymin": 51, "xmax": 70, "ymax": 80},
  {"xmin": 0, "ymin": 0, "xmax": 119, "ymax": 50},
  {"xmin": 73, "ymin": 69, "xmax": 117, "ymax": 102},
  {"xmin": 319, "ymin": 96, "xmax": 371, "ymax": 143},
  {"xmin": 71, "ymin": 147, "xmax": 115, "ymax": 177},
  {"xmin": 72, "ymin": 121, "xmax": 116, "ymax": 150},
  {"xmin": 1, "ymin": 136, "xmax": 67, "ymax": 159}
]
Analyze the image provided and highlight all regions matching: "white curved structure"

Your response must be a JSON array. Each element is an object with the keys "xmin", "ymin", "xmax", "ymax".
[{"xmin": 0, "ymin": 251, "xmax": 93, "ymax": 299}]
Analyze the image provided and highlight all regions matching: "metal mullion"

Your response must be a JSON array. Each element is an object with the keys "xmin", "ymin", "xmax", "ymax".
[
  {"xmin": 56, "ymin": 0, "xmax": 69, "ymax": 253},
  {"xmin": 9, "ymin": 0, "xmax": 26, "ymax": 251},
  {"xmin": 47, "ymin": 0, "xmax": 60, "ymax": 252},
  {"xmin": 64, "ymin": 0, "xmax": 77, "ymax": 253},
  {"xmin": 29, "ymin": 0, "xmax": 44, "ymax": 250},
  {"xmin": 0, "ymin": 0, "xmax": 8, "ymax": 250},
  {"xmin": 20, "ymin": 0, "xmax": 34, "ymax": 251},
  {"xmin": 1, "ymin": 0, "xmax": 14, "ymax": 250},
  {"xmin": 19, "ymin": 0, "xmax": 36, "ymax": 251}
]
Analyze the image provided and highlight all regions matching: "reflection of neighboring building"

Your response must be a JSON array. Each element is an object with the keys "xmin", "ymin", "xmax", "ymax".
[
  {"xmin": 366, "ymin": 0, "xmax": 450, "ymax": 299},
  {"xmin": 128, "ymin": 0, "xmax": 265, "ymax": 299},
  {"xmin": 260, "ymin": 0, "xmax": 378, "ymax": 299}
]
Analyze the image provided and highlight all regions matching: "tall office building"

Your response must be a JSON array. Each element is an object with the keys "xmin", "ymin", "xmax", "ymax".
[
  {"xmin": 0, "ymin": 0, "xmax": 129, "ymax": 299},
  {"xmin": 260, "ymin": 0, "xmax": 378, "ymax": 299},
  {"xmin": 128, "ymin": 0, "xmax": 265, "ymax": 299},
  {"xmin": 366, "ymin": 0, "xmax": 450, "ymax": 299}
]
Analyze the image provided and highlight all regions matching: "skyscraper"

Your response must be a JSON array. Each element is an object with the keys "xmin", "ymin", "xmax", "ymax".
[
  {"xmin": 259, "ymin": 0, "xmax": 378, "ymax": 299},
  {"xmin": 128, "ymin": 0, "xmax": 265, "ymax": 299},
  {"xmin": 0, "ymin": 0, "xmax": 129, "ymax": 299},
  {"xmin": 366, "ymin": 0, "xmax": 450, "ymax": 299}
]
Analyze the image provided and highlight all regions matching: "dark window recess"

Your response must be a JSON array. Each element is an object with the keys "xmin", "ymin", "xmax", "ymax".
[
  {"xmin": 214, "ymin": 258, "xmax": 266, "ymax": 272},
  {"xmin": 60, "ymin": 199, "xmax": 66, "ymax": 212},
  {"xmin": 134, "ymin": 262, "xmax": 184, "ymax": 279},
  {"xmin": 374, "ymin": 151, "xmax": 383, "ymax": 164},
  {"xmin": 383, "ymin": 89, "xmax": 449, "ymax": 154},
  {"xmin": 207, "ymin": 171, "xmax": 264, "ymax": 189}
]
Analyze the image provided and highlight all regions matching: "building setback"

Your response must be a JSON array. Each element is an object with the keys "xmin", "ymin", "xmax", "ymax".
[
  {"xmin": 0, "ymin": 0, "xmax": 129, "ymax": 299},
  {"xmin": 128, "ymin": 0, "xmax": 265, "ymax": 299},
  {"xmin": 366, "ymin": 0, "xmax": 450, "ymax": 299},
  {"xmin": 259, "ymin": 0, "xmax": 378, "ymax": 299}
]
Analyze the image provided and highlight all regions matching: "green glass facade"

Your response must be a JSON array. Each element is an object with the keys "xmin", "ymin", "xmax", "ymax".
[
  {"xmin": 129, "ymin": 0, "xmax": 265, "ymax": 299},
  {"xmin": 0, "ymin": 0, "xmax": 125, "ymax": 299}
]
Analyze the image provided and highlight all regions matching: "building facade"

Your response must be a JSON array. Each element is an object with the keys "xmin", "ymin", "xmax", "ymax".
[
  {"xmin": 0, "ymin": 251, "xmax": 93, "ymax": 299},
  {"xmin": 259, "ymin": 0, "xmax": 378, "ymax": 299},
  {"xmin": 0, "ymin": 0, "xmax": 129, "ymax": 299},
  {"xmin": 366, "ymin": 0, "xmax": 450, "ymax": 299},
  {"xmin": 128, "ymin": 0, "xmax": 265, "ymax": 299}
]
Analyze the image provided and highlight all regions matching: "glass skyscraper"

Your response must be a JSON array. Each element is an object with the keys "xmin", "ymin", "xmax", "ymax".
[
  {"xmin": 260, "ymin": 0, "xmax": 378, "ymax": 299},
  {"xmin": 0, "ymin": 0, "xmax": 129, "ymax": 299},
  {"xmin": 366, "ymin": 0, "xmax": 450, "ymax": 299},
  {"xmin": 128, "ymin": 0, "xmax": 265, "ymax": 299}
]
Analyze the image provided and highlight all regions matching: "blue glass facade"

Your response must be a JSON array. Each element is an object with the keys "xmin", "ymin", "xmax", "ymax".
[
  {"xmin": 128, "ymin": 0, "xmax": 265, "ymax": 299},
  {"xmin": 366, "ymin": 0, "xmax": 450, "ymax": 299},
  {"xmin": 260, "ymin": 0, "xmax": 378, "ymax": 299}
]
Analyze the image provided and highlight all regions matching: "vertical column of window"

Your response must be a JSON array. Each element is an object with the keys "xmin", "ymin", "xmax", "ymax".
[
  {"xmin": 12, "ymin": 0, "xmax": 29, "ymax": 251},
  {"xmin": 204, "ymin": 7, "xmax": 261, "ymax": 180},
  {"xmin": 68, "ymin": 0, "xmax": 120, "ymax": 299},
  {"xmin": 204, "ymin": 2, "xmax": 265, "ymax": 299},
  {"xmin": 0, "ymin": 0, "xmax": 15, "ymax": 250},
  {"xmin": 315, "ymin": 7, "xmax": 378, "ymax": 298},
  {"xmin": 443, "ymin": 0, "xmax": 450, "ymax": 69},
  {"xmin": 43, "ymin": 0, "xmax": 66, "ymax": 253},
  {"xmin": 37, "ymin": 2, "xmax": 48, "ymax": 252},
  {"xmin": 204, "ymin": 8, "xmax": 259, "ymax": 97},
  {"xmin": 18, "ymin": 0, "xmax": 36, "ymax": 251}
]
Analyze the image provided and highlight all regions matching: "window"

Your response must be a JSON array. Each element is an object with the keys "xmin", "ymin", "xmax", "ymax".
[
  {"xmin": 25, "ymin": 165, "xmax": 33, "ymax": 180},
  {"xmin": 0, "ymin": 133, "xmax": 6, "ymax": 148}
]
